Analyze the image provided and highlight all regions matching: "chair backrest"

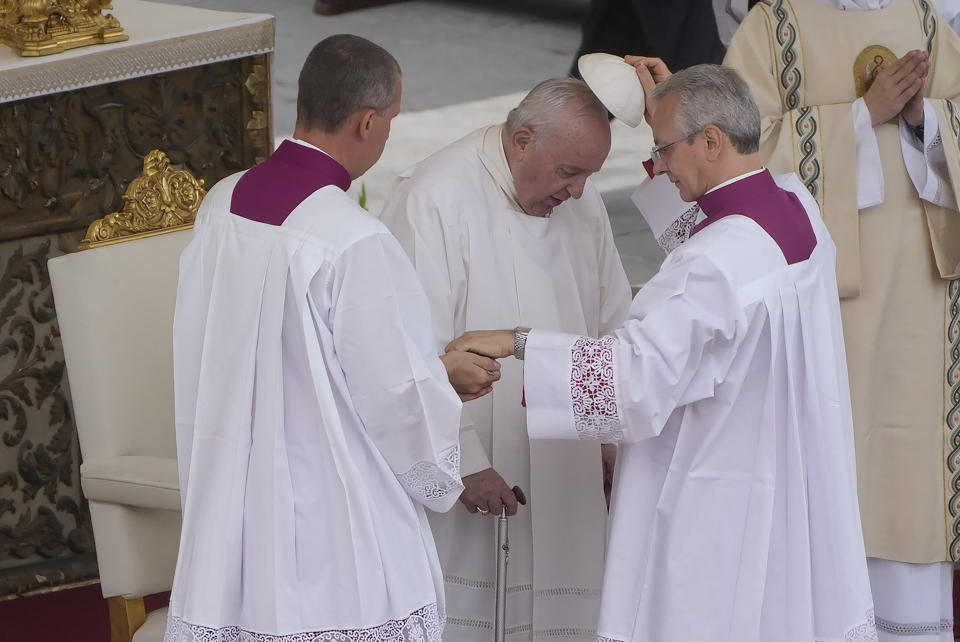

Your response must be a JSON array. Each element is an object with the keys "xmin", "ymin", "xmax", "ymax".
[
  {"xmin": 49, "ymin": 229, "xmax": 191, "ymax": 461},
  {"xmin": 46, "ymin": 150, "xmax": 203, "ymax": 614},
  {"xmin": 50, "ymin": 149, "xmax": 204, "ymax": 462}
]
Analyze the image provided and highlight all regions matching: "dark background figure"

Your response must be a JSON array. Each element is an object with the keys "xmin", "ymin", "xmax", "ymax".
[{"xmin": 571, "ymin": 0, "xmax": 763, "ymax": 77}]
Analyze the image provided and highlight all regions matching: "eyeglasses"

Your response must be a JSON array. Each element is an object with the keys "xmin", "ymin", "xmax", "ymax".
[{"xmin": 650, "ymin": 132, "xmax": 698, "ymax": 163}]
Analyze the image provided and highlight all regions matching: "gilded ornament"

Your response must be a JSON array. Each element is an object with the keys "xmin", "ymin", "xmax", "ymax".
[
  {"xmin": 853, "ymin": 45, "xmax": 899, "ymax": 126},
  {"xmin": 0, "ymin": 0, "xmax": 127, "ymax": 57},
  {"xmin": 244, "ymin": 63, "xmax": 271, "ymax": 164},
  {"xmin": 244, "ymin": 64, "xmax": 268, "ymax": 106},
  {"xmin": 78, "ymin": 150, "xmax": 205, "ymax": 249},
  {"xmin": 854, "ymin": 45, "xmax": 898, "ymax": 98}
]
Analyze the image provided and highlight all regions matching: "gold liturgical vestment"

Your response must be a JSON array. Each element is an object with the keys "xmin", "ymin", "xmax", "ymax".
[{"xmin": 725, "ymin": 0, "xmax": 960, "ymax": 563}]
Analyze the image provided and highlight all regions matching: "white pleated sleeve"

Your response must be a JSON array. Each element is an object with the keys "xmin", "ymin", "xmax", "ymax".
[
  {"xmin": 380, "ymin": 179, "xmax": 493, "ymax": 477},
  {"xmin": 326, "ymin": 232, "xmax": 465, "ymax": 512}
]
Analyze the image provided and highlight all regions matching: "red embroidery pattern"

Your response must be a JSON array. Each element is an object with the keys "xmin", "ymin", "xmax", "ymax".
[{"xmin": 570, "ymin": 337, "xmax": 622, "ymax": 442}]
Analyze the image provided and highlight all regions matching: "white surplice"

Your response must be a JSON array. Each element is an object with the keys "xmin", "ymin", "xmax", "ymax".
[
  {"xmin": 167, "ymin": 168, "xmax": 463, "ymax": 641},
  {"xmin": 379, "ymin": 125, "xmax": 632, "ymax": 640},
  {"xmin": 726, "ymin": 1, "xmax": 960, "ymax": 636},
  {"xmin": 522, "ymin": 173, "xmax": 876, "ymax": 642}
]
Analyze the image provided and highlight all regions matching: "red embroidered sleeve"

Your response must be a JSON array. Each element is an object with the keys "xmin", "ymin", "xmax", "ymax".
[{"xmin": 570, "ymin": 336, "xmax": 623, "ymax": 442}]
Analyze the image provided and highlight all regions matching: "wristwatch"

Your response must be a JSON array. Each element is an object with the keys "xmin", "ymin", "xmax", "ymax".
[{"xmin": 514, "ymin": 326, "xmax": 531, "ymax": 360}]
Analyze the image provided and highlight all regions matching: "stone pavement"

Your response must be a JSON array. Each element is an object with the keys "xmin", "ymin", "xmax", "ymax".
[{"xmin": 160, "ymin": 0, "xmax": 663, "ymax": 285}]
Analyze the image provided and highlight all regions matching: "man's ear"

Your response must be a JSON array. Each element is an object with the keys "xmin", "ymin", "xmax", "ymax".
[
  {"xmin": 702, "ymin": 124, "xmax": 724, "ymax": 160},
  {"xmin": 511, "ymin": 126, "xmax": 535, "ymax": 154},
  {"xmin": 356, "ymin": 108, "xmax": 376, "ymax": 140}
]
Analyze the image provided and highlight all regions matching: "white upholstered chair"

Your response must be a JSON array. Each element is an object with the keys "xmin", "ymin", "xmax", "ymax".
[{"xmin": 48, "ymin": 151, "xmax": 203, "ymax": 642}]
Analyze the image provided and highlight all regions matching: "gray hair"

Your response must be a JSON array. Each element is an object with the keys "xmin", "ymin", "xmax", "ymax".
[
  {"xmin": 649, "ymin": 64, "xmax": 760, "ymax": 154},
  {"xmin": 297, "ymin": 34, "xmax": 401, "ymax": 134},
  {"xmin": 505, "ymin": 78, "xmax": 609, "ymax": 143}
]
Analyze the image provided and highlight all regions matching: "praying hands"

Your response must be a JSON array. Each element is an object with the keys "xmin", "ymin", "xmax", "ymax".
[{"xmin": 863, "ymin": 48, "xmax": 929, "ymax": 126}]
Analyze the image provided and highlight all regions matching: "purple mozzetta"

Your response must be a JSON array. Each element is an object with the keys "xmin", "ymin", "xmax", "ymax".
[
  {"xmin": 231, "ymin": 139, "xmax": 352, "ymax": 226},
  {"xmin": 693, "ymin": 169, "xmax": 816, "ymax": 265}
]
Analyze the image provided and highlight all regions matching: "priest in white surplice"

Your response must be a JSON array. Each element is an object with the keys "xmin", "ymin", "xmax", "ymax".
[
  {"xmin": 724, "ymin": 2, "xmax": 960, "ymax": 639},
  {"xmin": 449, "ymin": 65, "xmax": 877, "ymax": 642},
  {"xmin": 379, "ymin": 79, "xmax": 632, "ymax": 640},
  {"xmin": 164, "ymin": 36, "xmax": 495, "ymax": 642}
]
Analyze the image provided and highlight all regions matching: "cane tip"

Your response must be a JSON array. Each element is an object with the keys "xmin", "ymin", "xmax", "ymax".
[{"xmin": 512, "ymin": 485, "xmax": 527, "ymax": 505}]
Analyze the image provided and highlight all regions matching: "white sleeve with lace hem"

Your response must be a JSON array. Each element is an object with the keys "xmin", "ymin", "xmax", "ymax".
[{"xmin": 899, "ymin": 99, "xmax": 957, "ymax": 210}]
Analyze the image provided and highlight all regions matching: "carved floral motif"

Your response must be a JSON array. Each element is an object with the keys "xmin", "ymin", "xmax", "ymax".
[
  {"xmin": 0, "ymin": 235, "xmax": 93, "ymax": 574},
  {"xmin": 0, "ymin": 54, "xmax": 270, "ymax": 593},
  {"xmin": 80, "ymin": 149, "xmax": 206, "ymax": 248},
  {"xmin": 0, "ymin": 56, "xmax": 269, "ymax": 244}
]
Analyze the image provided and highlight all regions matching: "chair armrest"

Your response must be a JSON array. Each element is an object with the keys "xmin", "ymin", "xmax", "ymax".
[{"xmin": 81, "ymin": 456, "xmax": 180, "ymax": 512}]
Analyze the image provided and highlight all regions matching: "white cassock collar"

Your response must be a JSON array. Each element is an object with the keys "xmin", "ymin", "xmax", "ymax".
[
  {"xmin": 815, "ymin": 0, "xmax": 888, "ymax": 9},
  {"xmin": 814, "ymin": 0, "xmax": 960, "ymax": 36}
]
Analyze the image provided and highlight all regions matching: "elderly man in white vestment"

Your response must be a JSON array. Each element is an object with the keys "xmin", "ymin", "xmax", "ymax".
[
  {"xmin": 379, "ymin": 79, "xmax": 632, "ymax": 640},
  {"xmin": 448, "ymin": 64, "xmax": 877, "ymax": 642},
  {"xmin": 163, "ymin": 35, "xmax": 501, "ymax": 642},
  {"xmin": 724, "ymin": 2, "xmax": 960, "ymax": 639}
]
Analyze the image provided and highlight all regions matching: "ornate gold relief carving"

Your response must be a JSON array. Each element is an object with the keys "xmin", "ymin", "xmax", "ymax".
[
  {"xmin": 79, "ymin": 150, "xmax": 205, "ymax": 249},
  {"xmin": 244, "ymin": 62, "xmax": 270, "ymax": 164},
  {"xmin": 0, "ymin": 0, "xmax": 127, "ymax": 57},
  {"xmin": 0, "ymin": 56, "xmax": 270, "ymax": 244}
]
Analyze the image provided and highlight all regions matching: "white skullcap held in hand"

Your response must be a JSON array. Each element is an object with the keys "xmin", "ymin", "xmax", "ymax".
[{"xmin": 577, "ymin": 53, "xmax": 646, "ymax": 128}]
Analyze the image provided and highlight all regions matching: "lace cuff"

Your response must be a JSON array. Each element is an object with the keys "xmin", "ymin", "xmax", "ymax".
[
  {"xmin": 835, "ymin": 608, "xmax": 879, "ymax": 642},
  {"xmin": 396, "ymin": 445, "xmax": 463, "ymax": 506},
  {"xmin": 899, "ymin": 100, "xmax": 955, "ymax": 209},
  {"xmin": 656, "ymin": 206, "xmax": 700, "ymax": 254},
  {"xmin": 163, "ymin": 602, "xmax": 443, "ymax": 642},
  {"xmin": 571, "ymin": 337, "xmax": 623, "ymax": 443}
]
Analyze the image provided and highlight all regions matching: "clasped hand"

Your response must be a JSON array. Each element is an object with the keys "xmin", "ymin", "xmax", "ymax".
[
  {"xmin": 441, "ymin": 350, "xmax": 502, "ymax": 401},
  {"xmin": 863, "ymin": 49, "xmax": 928, "ymax": 127},
  {"xmin": 445, "ymin": 329, "xmax": 516, "ymax": 360},
  {"xmin": 459, "ymin": 467, "xmax": 520, "ymax": 516}
]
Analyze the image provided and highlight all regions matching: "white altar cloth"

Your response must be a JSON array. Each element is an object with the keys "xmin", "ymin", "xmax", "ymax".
[{"xmin": 0, "ymin": 0, "xmax": 274, "ymax": 104}]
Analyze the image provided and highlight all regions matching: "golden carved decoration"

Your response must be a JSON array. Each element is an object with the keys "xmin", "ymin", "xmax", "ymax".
[
  {"xmin": 854, "ymin": 45, "xmax": 899, "ymax": 98},
  {"xmin": 0, "ymin": 0, "xmax": 127, "ymax": 57},
  {"xmin": 244, "ymin": 64, "xmax": 267, "ymax": 105},
  {"xmin": 244, "ymin": 62, "xmax": 271, "ymax": 164},
  {"xmin": 78, "ymin": 150, "xmax": 205, "ymax": 250}
]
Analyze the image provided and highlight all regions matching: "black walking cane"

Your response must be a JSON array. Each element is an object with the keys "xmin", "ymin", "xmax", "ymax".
[{"xmin": 495, "ymin": 485, "xmax": 527, "ymax": 642}]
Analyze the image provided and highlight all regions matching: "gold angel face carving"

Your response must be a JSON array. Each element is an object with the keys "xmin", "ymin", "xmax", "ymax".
[{"xmin": 79, "ymin": 150, "xmax": 206, "ymax": 249}]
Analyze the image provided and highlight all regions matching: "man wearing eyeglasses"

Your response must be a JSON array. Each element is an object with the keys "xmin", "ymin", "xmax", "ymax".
[{"xmin": 447, "ymin": 63, "xmax": 875, "ymax": 642}]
